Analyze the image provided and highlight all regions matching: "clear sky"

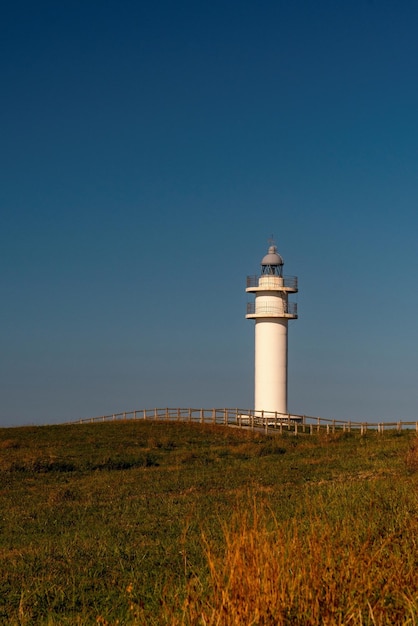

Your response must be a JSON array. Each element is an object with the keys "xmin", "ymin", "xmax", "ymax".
[{"xmin": 2, "ymin": 0, "xmax": 418, "ymax": 426}]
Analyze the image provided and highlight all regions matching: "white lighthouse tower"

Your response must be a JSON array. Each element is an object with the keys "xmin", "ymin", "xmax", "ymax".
[{"xmin": 246, "ymin": 242, "xmax": 298, "ymax": 416}]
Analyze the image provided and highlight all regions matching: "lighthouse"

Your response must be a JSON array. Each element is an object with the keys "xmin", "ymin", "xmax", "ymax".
[{"xmin": 246, "ymin": 242, "xmax": 298, "ymax": 416}]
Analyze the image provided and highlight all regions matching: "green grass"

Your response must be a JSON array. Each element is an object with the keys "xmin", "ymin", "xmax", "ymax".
[{"xmin": 0, "ymin": 421, "xmax": 417, "ymax": 624}]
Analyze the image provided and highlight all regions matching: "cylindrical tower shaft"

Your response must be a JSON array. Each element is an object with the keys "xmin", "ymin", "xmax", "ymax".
[{"xmin": 255, "ymin": 319, "xmax": 288, "ymax": 413}]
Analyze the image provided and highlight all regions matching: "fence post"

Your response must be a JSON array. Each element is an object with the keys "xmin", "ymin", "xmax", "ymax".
[
  {"xmin": 200, "ymin": 409, "xmax": 204, "ymax": 424},
  {"xmin": 317, "ymin": 417, "xmax": 320, "ymax": 433},
  {"xmin": 310, "ymin": 423, "xmax": 313, "ymax": 435},
  {"xmin": 224, "ymin": 409, "xmax": 228, "ymax": 426},
  {"xmin": 154, "ymin": 408, "xmax": 158, "ymax": 420},
  {"xmin": 332, "ymin": 420, "xmax": 335, "ymax": 434},
  {"xmin": 295, "ymin": 422, "xmax": 298, "ymax": 436}
]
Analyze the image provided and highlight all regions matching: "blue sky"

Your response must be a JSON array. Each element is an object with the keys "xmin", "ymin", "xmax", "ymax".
[{"xmin": 2, "ymin": 0, "xmax": 418, "ymax": 425}]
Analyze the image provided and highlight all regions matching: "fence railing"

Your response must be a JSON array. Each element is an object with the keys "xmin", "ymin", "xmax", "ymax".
[{"xmin": 68, "ymin": 408, "xmax": 418, "ymax": 435}]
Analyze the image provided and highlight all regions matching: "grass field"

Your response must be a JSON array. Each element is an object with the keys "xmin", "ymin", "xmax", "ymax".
[{"xmin": 0, "ymin": 420, "xmax": 417, "ymax": 624}]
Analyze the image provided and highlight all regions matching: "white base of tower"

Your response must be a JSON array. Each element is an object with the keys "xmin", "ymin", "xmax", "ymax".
[{"xmin": 254, "ymin": 319, "xmax": 288, "ymax": 414}]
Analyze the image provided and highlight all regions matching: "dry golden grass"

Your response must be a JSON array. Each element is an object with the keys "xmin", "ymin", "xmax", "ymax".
[
  {"xmin": 405, "ymin": 441, "xmax": 418, "ymax": 473},
  {"xmin": 170, "ymin": 491, "xmax": 418, "ymax": 626}
]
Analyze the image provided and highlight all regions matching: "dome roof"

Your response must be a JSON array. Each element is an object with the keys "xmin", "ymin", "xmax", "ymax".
[{"xmin": 261, "ymin": 245, "xmax": 283, "ymax": 266}]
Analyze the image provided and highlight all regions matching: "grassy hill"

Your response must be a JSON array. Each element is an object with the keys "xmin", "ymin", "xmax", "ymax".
[{"xmin": 0, "ymin": 421, "xmax": 417, "ymax": 624}]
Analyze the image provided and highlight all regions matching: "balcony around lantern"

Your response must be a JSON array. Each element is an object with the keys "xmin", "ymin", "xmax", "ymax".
[
  {"xmin": 246, "ymin": 301, "xmax": 298, "ymax": 319},
  {"xmin": 246, "ymin": 274, "xmax": 298, "ymax": 293}
]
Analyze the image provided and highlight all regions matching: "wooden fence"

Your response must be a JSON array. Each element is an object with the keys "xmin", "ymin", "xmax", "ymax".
[{"xmin": 69, "ymin": 407, "xmax": 418, "ymax": 435}]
